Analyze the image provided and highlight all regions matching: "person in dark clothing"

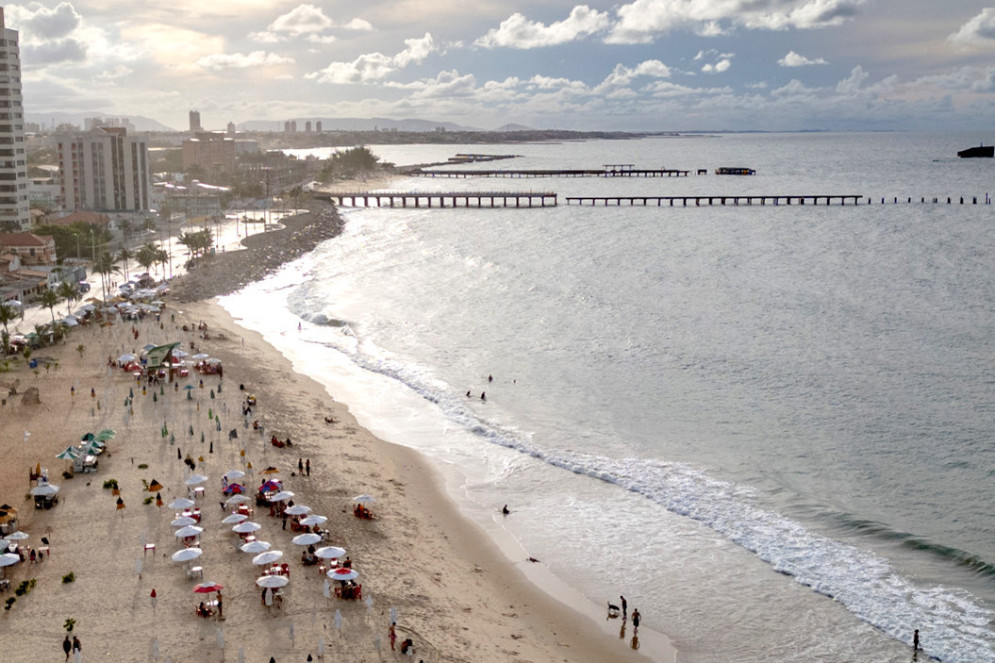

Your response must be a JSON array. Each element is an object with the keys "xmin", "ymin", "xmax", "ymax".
[
  {"xmin": 72, "ymin": 636, "xmax": 81, "ymax": 655},
  {"xmin": 63, "ymin": 635, "xmax": 72, "ymax": 660}
]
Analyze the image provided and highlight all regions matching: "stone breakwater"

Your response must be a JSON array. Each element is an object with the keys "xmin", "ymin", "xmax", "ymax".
[{"xmin": 168, "ymin": 199, "xmax": 344, "ymax": 303}]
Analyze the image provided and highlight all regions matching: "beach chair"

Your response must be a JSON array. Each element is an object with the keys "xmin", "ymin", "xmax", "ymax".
[{"xmin": 143, "ymin": 543, "xmax": 156, "ymax": 557}]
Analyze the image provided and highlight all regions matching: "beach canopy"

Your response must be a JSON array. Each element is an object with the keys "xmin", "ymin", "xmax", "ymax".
[
  {"xmin": 258, "ymin": 480, "xmax": 281, "ymax": 493},
  {"xmin": 315, "ymin": 546, "xmax": 346, "ymax": 560},
  {"xmin": 224, "ymin": 470, "xmax": 245, "ymax": 482},
  {"xmin": 240, "ymin": 540, "xmax": 272, "ymax": 554},
  {"xmin": 171, "ymin": 516, "xmax": 198, "ymax": 527},
  {"xmin": 148, "ymin": 480, "xmax": 164, "ymax": 492},
  {"xmin": 352, "ymin": 494, "xmax": 376, "ymax": 504},
  {"xmin": 284, "ymin": 505, "xmax": 311, "ymax": 516},
  {"xmin": 255, "ymin": 575, "xmax": 289, "ymax": 588},
  {"xmin": 271, "ymin": 491, "xmax": 294, "ymax": 502},
  {"xmin": 55, "ymin": 447, "xmax": 81, "ymax": 460},
  {"xmin": 300, "ymin": 515, "xmax": 327, "ymax": 527},
  {"xmin": 252, "ymin": 550, "xmax": 283, "ymax": 566},
  {"xmin": 221, "ymin": 513, "xmax": 248, "ymax": 525},
  {"xmin": 222, "ymin": 483, "xmax": 244, "ymax": 495},
  {"xmin": 232, "ymin": 521, "xmax": 261, "ymax": 533},
  {"xmin": 29, "ymin": 484, "xmax": 59, "ymax": 497},
  {"xmin": 169, "ymin": 497, "xmax": 196, "ymax": 510},
  {"xmin": 0, "ymin": 553, "xmax": 20, "ymax": 568},
  {"xmin": 224, "ymin": 495, "xmax": 252, "ymax": 506},
  {"xmin": 193, "ymin": 581, "xmax": 223, "ymax": 593},
  {"xmin": 174, "ymin": 525, "xmax": 204, "ymax": 538},
  {"xmin": 96, "ymin": 428, "xmax": 117, "ymax": 442},
  {"xmin": 291, "ymin": 533, "xmax": 322, "ymax": 546},
  {"xmin": 184, "ymin": 474, "xmax": 208, "ymax": 486},
  {"xmin": 327, "ymin": 568, "xmax": 359, "ymax": 582},
  {"xmin": 5, "ymin": 531, "xmax": 28, "ymax": 541},
  {"xmin": 171, "ymin": 548, "xmax": 203, "ymax": 563}
]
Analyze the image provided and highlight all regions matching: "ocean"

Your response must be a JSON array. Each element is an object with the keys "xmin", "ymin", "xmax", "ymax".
[{"xmin": 224, "ymin": 132, "xmax": 995, "ymax": 662}]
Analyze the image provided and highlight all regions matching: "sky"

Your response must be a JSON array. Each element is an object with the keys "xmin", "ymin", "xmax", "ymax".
[{"xmin": 5, "ymin": 1, "xmax": 995, "ymax": 132}]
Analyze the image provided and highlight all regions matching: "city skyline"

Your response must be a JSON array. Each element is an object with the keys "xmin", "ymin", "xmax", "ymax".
[{"xmin": 6, "ymin": 1, "xmax": 995, "ymax": 132}]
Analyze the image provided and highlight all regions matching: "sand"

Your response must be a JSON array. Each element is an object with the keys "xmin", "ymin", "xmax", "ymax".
[{"xmin": 0, "ymin": 205, "xmax": 674, "ymax": 661}]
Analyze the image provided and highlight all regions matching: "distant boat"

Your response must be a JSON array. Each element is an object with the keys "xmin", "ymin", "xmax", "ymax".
[
  {"xmin": 715, "ymin": 167, "xmax": 756, "ymax": 175},
  {"xmin": 957, "ymin": 144, "xmax": 994, "ymax": 158}
]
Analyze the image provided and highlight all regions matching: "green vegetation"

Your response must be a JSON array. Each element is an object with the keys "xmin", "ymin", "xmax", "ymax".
[
  {"xmin": 62, "ymin": 572, "xmax": 76, "ymax": 585},
  {"xmin": 317, "ymin": 146, "xmax": 381, "ymax": 182},
  {"xmin": 102, "ymin": 479, "xmax": 118, "ymax": 490}
]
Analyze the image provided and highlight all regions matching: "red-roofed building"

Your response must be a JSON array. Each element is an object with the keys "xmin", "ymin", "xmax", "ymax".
[{"xmin": 0, "ymin": 232, "xmax": 57, "ymax": 265}]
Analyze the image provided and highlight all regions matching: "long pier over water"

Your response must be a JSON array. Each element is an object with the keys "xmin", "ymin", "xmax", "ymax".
[
  {"xmin": 567, "ymin": 194, "xmax": 863, "ymax": 206},
  {"xmin": 317, "ymin": 191, "xmax": 558, "ymax": 208},
  {"xmin": 408, "ymin": 168, "xmax": 690, "ymax": 179}
]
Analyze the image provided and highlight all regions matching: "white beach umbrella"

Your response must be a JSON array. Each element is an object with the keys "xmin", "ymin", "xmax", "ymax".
[
  {"xmin": 174, "ymin": 525, "xmax": 204, "ymax": 538},
  {"xmin": 270, "ymin": 491, "xmax": 294, "ymax": 502},
  {"xmin": 224, "ymin": 494, "xmax": 252, "ymax": 506},
  {"xmin": 240, "ymin": 540, "xmax": 272, "ymax": 554},
  {"xmin": 0, "ymin": 553, "xmax": 20, "ymax": 567},
  {"xmin": 252, "ymin": 550, "xmax": 283, "ymax": 566},
  {"xmin": 255, "ymin": 575, "xmax": 289, "ymax": 588},
  {"xmin": 169, "ymin": 497, "xmax": 196, "ymax": 510},
  {"xmin": 29, "ymin": 484, "xmax": 59, "ymax": 497},
  {"xmin": 327, "ymin": 568, "xmax": 359, "ymax": 582},
  {"xmin": 314, "ymin": 546, "xmax": 346, "ymax": 560},
  {"xmin": 171, "ymin": 516, "xmax": 198, "ymax": 527},
  {"xmin": 184, "ymin": 474, "xmax": 208, "ymax": 486},
  {"xmin": 117, "ymin": 353, "xmax": 136, "ymax": 363},
  {"xmin": 352, "ymin": 494, "xmax": 376, "ymax": 504},
  {"xmin": 299, "ymin": 515, "xmax": 327, "ymax": 527},
  {"xmin": 221, "ymin": 513, "xmax": 248, "ymax": 525},
  {"xmin": 192, "ymin": 353, "xmax": 210, "ymax": 360},
  {"xmin": 223, "ymin": 469, "xmax": 245, "ymax": 482},
  {"xmin": 291, "ymin": 533, "xmax": 322, "ymax": 546},
  {"xmin": 5, "ymin": 531, "xmax": 29, "ymax": 541},
  {"xmin": 232, "ymin": 521, "xmax": 261, "ymax": 534},
  {"xmin": 284, "ymin": 505, "xmax": 311, "ymax": 516},
  {"xmin": 171, "ymin": 548, "xmax": 203, "ymax": 563}
]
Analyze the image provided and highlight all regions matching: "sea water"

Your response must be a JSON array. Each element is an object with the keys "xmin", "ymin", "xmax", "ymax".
[{"xmin": 225, "ymin": 132, "xmax": 995, "ymax": 662}]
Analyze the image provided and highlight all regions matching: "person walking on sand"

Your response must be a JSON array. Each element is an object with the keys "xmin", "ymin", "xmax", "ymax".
[
  {"xmin": 72, "ymin": 636, "xmax": 81, "ymax": 656},
  {"xmin": 389, "ymin": 623, "xmax": 397, "ymax": 651},
  {"xmin": 631, "ymin": 609, "xmax": 641, "ymax": 633},
  {"xmin": 913, "ymin": 629, "xmax": 920, "ymax": 651},
  {"xmin": 63, "ymin": 635, "xmax": 71, "ymax": 660},
  {"xmin": 217, "ymin": 590, "xmax": 223, "ymax": 619},
  {"xmin": 298, "ymin": 458, "xmax": 304, "ymax": 474},
  {"xmin": 305, "ymin": 459, "xmax": 310, "ymax": 476},
  {"xmin": 620, "ymin": 595, "xmax": 627, "ymax": 620}
]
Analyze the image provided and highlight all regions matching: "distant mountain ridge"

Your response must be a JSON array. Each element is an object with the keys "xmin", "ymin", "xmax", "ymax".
[
  {"xmin": 237, "ymin": 117, "xmax": 489, "ymax": 132},
  {"xmin": 26, "ymin": 111, "xmax": 174, "ymax": 132}
]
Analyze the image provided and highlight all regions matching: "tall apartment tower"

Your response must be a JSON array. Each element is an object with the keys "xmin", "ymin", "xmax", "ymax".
[
  {"xmin": 189, "ymin": 110, "xmax": 202, "ymax": 133},
  {"xmin": 56, "ymin": 128, "xmax": 151, "ymax": 212},
  {"xmin": 0, "ymin": 9, "xmax": 29, "ymax": 230}
]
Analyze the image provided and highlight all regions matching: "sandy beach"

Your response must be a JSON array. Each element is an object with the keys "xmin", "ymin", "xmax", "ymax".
[{"xmin": 0, "ymin": 202, "xmax": 674, "ymax": 661}]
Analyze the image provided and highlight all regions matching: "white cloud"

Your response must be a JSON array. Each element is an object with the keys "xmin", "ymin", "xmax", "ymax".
[
  {"xmin": 476, "ymin": 5, "xmax": 611, "ymax": 49},
  {"xmin": 196, "ymin": 51, "xmax": 295, "ymax": 71},
  {"xmin": 779, "ymin": 51, "xmax": 828, "ymax": 67},
  {"xmin": 702, "ymin": 59, "xmax": 731, "ymax": 73},
  {"xmin": 306, "ymin": 33, "xmax": 436, "ymax": 84},
  {"xmin": 251, "ymin": 4, "xmax": 372, "ymax": 43},
  {"xmin": 607, "ymin": 0, "xmax": 863, "ymax": 44},
  {"xmin": 836, "ymin": 65, "xmax": 869, "ymax": 94},
  {"xmin": 601, "ymin": 60, "xmax": 672, "ymax": 86},
  {"xmin": 949, "ymin": 8, "xmax": 995, "ymax": 45}
]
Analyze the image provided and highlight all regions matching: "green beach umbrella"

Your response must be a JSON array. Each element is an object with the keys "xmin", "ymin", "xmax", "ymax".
[
  {"xmin": 97, "ymin": 429, "xmax": 116, "ymax": 442},
  {"xmin": 56, "ymin": 446, "xmax": 81, "ymax": 460}
]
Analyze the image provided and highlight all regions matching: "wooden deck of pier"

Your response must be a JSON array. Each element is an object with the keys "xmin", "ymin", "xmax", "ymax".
[
  {"xmin": 566, "ymin": 194, "xmax": 863, "ymax": 206},
  {"xmin": 410, "ymin": 168, "xmax": 690, "ymax": 179},
  {"xmin": 317, "ymin": 191, "xmax": 558, "ymax": 208}
]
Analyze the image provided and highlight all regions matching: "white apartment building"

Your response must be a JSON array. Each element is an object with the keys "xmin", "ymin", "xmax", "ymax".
[
  {"xmin": 0, "ymin": 9, "xmax": 30, "ymax": 230},
  {"xmin": 56, "ymin": 127, "xmax": 151, "ymax": 213}
]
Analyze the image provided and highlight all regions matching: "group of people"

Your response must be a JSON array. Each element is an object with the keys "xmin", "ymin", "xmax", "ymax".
[{"xmin": 61, "ymin": 635, "xmax": 81, "ymax": 660}]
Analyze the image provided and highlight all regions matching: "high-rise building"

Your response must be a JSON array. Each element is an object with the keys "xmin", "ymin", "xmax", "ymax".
[
  {"xmin": 56, "ymin": 127, "xmax": 151, "ymax": 212},
  {"xmin": 182, "ymin": 133, "xmax": 236, "ymax": 181},
  {"xmin": 0, "ymin": 9, "xmax": 30, "ymax": 231},
  {"xmin": 189, "ymin": 110, "xmax": 202, "ymax": 133}
]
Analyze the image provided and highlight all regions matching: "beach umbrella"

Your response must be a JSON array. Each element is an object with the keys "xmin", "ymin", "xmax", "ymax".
[
  {"xmin": 148, "ymin": 480, "xmax": 164, "ymax": 492},
  {"xmin": 192, "ymin": 581, "xmax": 223, "ymax": 593},
  {"xmin": 80, "ymin": 432, "xmax": 95, "ymax": 442},
  {"xmin": 0, "ymin": 553, "xmax": 20, "ymax": 567},
  {"xmin": 222, "ymin": 483, "xmax": 244, "ymax": 495},
  {"xmin": 224, "ymin": 494, "xmax": 252, "ymax": 506},
  {"xmin": 171, "ymin": 516, "xmax": 198, "ymax": 527},
  {"xmin": 81, "ymin": 440, "xmax": 104, "ymax": 455},
  {"xmin": 96, "ymin": 428, "xmax": 117, "ymax": 442},
  {"xmin": 352, "ymin": 494, "xmax": 376, "ymax": 504},
  {"xmin": 171, "ymin": 548, "xmax": 203, "ymax": 563},
  {"xmin": 29, "ymin": 484, "xmax": 59, "ymax": 497},
  {"xmin": 184, "ymin": 474, "xmax": 208, "ymax": 486},
  {"xmin": 5, "ymin": 531, "xmax": 28, "ymax": 541},
  {"xmin": 232, "ymin": 521, "xmax": 261, "ymax": 534},
  {"xmin": 255, "ymin": 575, "xmax": 289, "ymax": 588},
  {"xmin": 284, "ymin": 504, "xmax": 311, "ymax": 516},
  {"xmin": 327, "ymin": 568, "xmax": 359, "ymax": 582},
  {"xmin": 169, "ymin": 497, "xmax": 196, "ymax": 510},
  {"xmin": 251, "ymin": 550, "xmax": 283, "ymax": 565},
  {"xmin": 271, "ymin": 491, "xmax": 294, "ymax": 502},
  {"xmin": 221, "ymin": 513, "xmax": 248, "ymax": 525},
  {"xmin": 174, "ymin": 525, "xmax": 204, "ymax": 538},
  {"xmin": 300, "ymin": 515, "xmax": 327, "ymax": 527},
  {"xmin": 192, "ymin": 353, "xmax": 210, "ymax": 360},
  {"xmin": 315, "ymin": 546, "xmax": 346, "ymax": 560},
  {"xmin": 118, "ymin": 353, "xmax": 136, "ymax": 363},
  {"xmin": 223, "ymin": 469, "xmax": 245, "ymax": 482},
  {"xmin": 291, "ymin": 533, "xmax": 322, "ymax": 546},
  {"xmin": 55, "ymin": 446, "xmax": 81, "ymax": 460},
  {"xmin": 240, "ymin": 540, "xmax": 272, "ymax": 554},
  {"xmin": 258, "ymin": 480, "xmax": 281, "ymax": 493}
]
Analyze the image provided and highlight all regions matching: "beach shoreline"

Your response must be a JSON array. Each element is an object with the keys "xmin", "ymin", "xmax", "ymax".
[{"xmin": 0, "ymin": 199, "xmax": 676, "ymax": 661}]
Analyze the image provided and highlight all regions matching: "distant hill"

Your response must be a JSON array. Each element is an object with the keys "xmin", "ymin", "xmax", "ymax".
[
  {"xmin": 494, "ymin": 123, "xmax": 534, "ymax": 132},
  {"xmin": 26, "ymin": 111, "xmax": 174, "ymax": 133},
  {"xmin": 239, "ymin": 117, "xmax": 482, "ymax": 133}
]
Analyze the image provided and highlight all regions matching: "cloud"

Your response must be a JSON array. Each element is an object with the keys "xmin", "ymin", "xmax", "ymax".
[
  {"xmin": 475, "ymin": 5, "xmax": 611, "ymax": 49},
  {"xmin": 306, "ymin": 33, "xmax": 436, "ymax": 84},
  {"xmin": 251, "ymin": 4, "xmax": 373, "ymax": 43},
  {"xmin": 196, "ymin": 51, "xmax": 295, "ymax": 71},
  {"xmin": 6, "ymin": 2, "xmax": 88, "ymax": 65},
  {"xmin": 836, "ymin": 65, "xmax": 869, "ymax": 94},
  {"xmin": 778, "ymin": 51, "xmax": 828, "ymax": 67},
  {"xmin": 702, "ymin": 59, "xmax": 731, "ymax": 73},
  {"xmin": 601, "ymin": 60, "xmax": 672, "ymax": 86},
  {"xmin": 607, "ymin": 0, "xmax": 863, "ymax": 44},
  {"xmin": 949, "ymin": 8, "xmax": 995, "ymax": 45}
]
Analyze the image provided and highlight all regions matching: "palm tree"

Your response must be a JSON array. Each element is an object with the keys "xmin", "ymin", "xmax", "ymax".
[
  {"xmin": 91, "ymin": 251, "xmax": 121, "ymax": 302},
  {"xmin": 0, "ymin": 301, "xmax": 14, "ymax": 335},
  {"xmin": 136, "ymin": 242, "xmax": 157, "ymax": 276},
  {"xmin": 116, "ymin": 246, "xmax": 132, "ymax": 282},
  {"xmin": 155, "ymin": 247, "xmax": 170, "ymax": 279},
  {"xmin": 38, "ymin": 287, "xmax": 62, "ymax": 326},
  {"xmin": 57, "ymin": 281, "xmax": 80, "ymax": 317}
]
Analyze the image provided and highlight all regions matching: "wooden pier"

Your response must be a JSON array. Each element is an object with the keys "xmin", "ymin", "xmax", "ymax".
[
  {"xmin": 566, "ymin": 194, "xmax": 862, "ymax": 206},
  {"xmin": 318, "ymin": 191, "xmax": 557, "ymax": 208},
  {"xmin": 409, "ymin": 168, "xmax": 690, "ymax": 179}
]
